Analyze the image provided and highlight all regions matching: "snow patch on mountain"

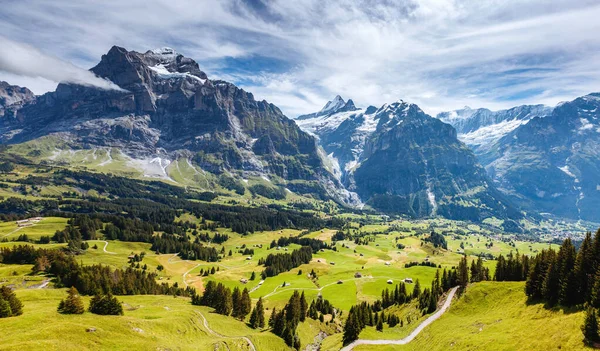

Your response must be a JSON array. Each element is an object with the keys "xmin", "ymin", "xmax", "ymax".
[{"xmin": 149, "ymin": 64, "xmax": 206, "ymax": 84}]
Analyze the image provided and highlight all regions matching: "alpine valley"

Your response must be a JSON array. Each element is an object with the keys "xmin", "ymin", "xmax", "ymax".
[{"xmin": 1, "ymin": 45, "xmax": 600, "ymax": 351}]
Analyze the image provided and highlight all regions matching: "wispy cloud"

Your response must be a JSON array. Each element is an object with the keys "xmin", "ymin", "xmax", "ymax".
[
  {"xmin": 0, "ymin": 0, "xmax": 599, "ymax": 115},
  {"xmin": 0, "ymin": 36, "xmax": 125, "ymax": 92}
]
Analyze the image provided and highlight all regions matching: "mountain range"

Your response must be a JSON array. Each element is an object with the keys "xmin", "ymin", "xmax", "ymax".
[
  {"xmin": 439, "ymin": 96, "xmax": 600, "ymax": 222},
  {"xmin": 1, "ymin": 45, "xmax": 598, "ymax": 228}
]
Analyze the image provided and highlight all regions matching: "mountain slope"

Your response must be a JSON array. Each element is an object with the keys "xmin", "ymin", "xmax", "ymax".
[
  {"xmin": 296, "ymin": 98, "xmax": 522, "ymax": 226},
  {"xmin": 485, "ymin": 93, "xmax": 600, "ymax": 221},
  {"xmin": 0, "ymin": 46, "xmax": 354, "ymax": 203},
  {"xmin": 437, "ymin": 105, "xmax": 552, "ymax": 160}
]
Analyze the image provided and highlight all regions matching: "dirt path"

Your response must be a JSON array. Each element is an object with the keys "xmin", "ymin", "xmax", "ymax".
[
  {"xmin": 196, "ymin": 311, "xmax": 256, "ymax": 351},
  {"xmin": 100, "ymin": 241, "xmax": 117, "ymax": 254},
  {"xmin": 1, "ymin": 226, "xmax": 23, "ymax": 238},
  {"xmin": 28, "ymin": 279, "xmax": 51, "ymax": 289},
  {"xmin": 340, "ymin": 286, "xmax": 459, "ymax": 351},
  {"xmin": 182, "ymin": 264, "xmax": 201, "ymax": 288}
]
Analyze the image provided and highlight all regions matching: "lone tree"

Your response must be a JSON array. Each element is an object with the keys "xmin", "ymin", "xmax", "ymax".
[
  {"xmin": 58, "ymin": 287, "xmax": 85, "ymax": 314},
  {"xmin": 89, "ymin": 293, "xmax": 123, "ymax": 316},
  {"xmin": 582, "ymin": 306, "xmax": 600, "ymax": 345},
  {"xmin": 0, "ymin": 286, "xmax": 23, "ymax": 318}
]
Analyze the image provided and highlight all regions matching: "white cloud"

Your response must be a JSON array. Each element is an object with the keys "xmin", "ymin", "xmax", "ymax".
[
  {"xmin": 0, "ymin": 36, "xmax": 125, "ymax": 92},
  {"xmin": 0, "ymin": 0, "xmax": 599, "ymax": 116}
]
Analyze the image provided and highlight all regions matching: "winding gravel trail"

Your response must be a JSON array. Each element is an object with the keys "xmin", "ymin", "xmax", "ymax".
[
  {"xmin": 196, "ymin": 311, "xmax": 256, "ymax": 351},
  {"xmin": 340, "ymin": 286, "xmax": 459, "ymax": 351}
]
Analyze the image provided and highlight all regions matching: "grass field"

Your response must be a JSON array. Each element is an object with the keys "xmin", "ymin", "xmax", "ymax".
[
  {"xmin": 349, "ymin": 282, "xmax": 589, "ymax": 351},
  {"xmin": 0, "ymin": 289, "xmax": 289, "ymax": 351}
]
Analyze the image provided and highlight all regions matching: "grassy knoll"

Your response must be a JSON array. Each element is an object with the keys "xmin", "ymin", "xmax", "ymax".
[{"xmin": 349, "ymin": 281, "xmax": 588, "ymax": 351}]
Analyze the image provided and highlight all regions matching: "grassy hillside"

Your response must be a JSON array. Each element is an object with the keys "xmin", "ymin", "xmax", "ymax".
[
  {"xmin": 352, "ymin": 281, "xmax": 588, "ymax": 351},
  {"xmin": 0, "ymin": 289, "xmax": 289, "ymax": 351}
]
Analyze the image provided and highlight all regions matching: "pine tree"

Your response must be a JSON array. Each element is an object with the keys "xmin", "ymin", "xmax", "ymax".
[
  {"xmin": 255, "ymin": 297, "xmax": 265, "ymax": 328},
  {"xmin": 558, "ymin": 238, "xmax": 578, "ymax": 306},
  {"xmin": 269, "ymin": 307, "xmax": 278, "ymax": 329},
  {"xmin": 299, "ymin": 291, "xmax": 308, "ymax": 322},
  {"xmin": 239, "ymin": 288, "xmax": 252, "ymax": 320},
  {"xmin": 58, "ymin": 287, "xmax": 85, "ymax": 314},
  {"xmin": 0, "ymin": 299, "xmax": 12, "ymax": 318},
  {"xmin": 458, "ymin": 256, "xmax": 469, "ymax": 292},
  {"xmin": 376, "ymin": 317, "xmax": 383, "ymax": 331},
  {"xmin": 412, "ymin": 279, "xmax": 421, "ymax": 299},
  {"xmin": 0, "ymin": 286, "xmax": 22, "ymax": 316},
  {"xmin": 232, "ymin": 287, "xmax": 242, "ymax": 318},
  {"xmin": 343, "ymin": 311, "xmax": 360, "ymax": 345},
  {"xmin": 582, "ymin": 306, "xmax": 600, "ymax": 345}
]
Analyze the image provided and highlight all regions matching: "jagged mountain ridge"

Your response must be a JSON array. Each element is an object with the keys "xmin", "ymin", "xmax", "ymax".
[
  {"xmin": 483, "ymin": 93, "xmax": 600, "ymax": 221},
  {"xmin": 437, "ymin": 104, "xmax": 552, "ymax": 159},
  {"xmin": 0, "ymin": 46, "xmax": 358, "ymax": 204},
  {"xmin": 295, "ymin": 98, "xmax": 522, "ymax": 226}
]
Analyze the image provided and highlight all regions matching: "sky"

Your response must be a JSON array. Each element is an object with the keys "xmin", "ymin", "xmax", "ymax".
[{"xmin": 1, "ymin": 0, "xmax": 600, "ymax": 117}]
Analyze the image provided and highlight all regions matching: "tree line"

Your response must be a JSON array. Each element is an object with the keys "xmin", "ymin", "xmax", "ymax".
[{"xmin": 259, "ymin": 246, "xmax": 313, "ymax": 278}]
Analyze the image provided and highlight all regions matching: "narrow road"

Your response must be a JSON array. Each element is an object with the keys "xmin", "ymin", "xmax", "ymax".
[
  {"xmin": 340, "ymin": 286, "xmax": 459, "ymax": 351},
  {"xmin": 196, "ymin": 311, "xmax": 256, "ymax": 351}
]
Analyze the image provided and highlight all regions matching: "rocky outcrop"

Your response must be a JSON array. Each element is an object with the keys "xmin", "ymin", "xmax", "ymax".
[{"xmin": 0, "ymin": 81, "xmax": 35, "ymax": 118}]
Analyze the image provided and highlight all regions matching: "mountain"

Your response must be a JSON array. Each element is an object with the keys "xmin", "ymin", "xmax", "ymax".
[
  {"xmin": 0, "ymin": 46, "xmax": 357, "ymax": 203},
  {"xmin": 0, "ymin": 81, "xmax": 35, "ymax": 118},
  {"xmin": 296, "ymin": 95, "xmax": 358, "ymax": 122},
  {"xmin": 437, "ymin": 105, "xmax": 552, "ymax": 160},
  {"xmin": 482, "ymin": 93, "xmax": 600, "ymax": 221},
  {"xmin": 295, "ymin": 98, "xmax": 522, "ymax": 227}
]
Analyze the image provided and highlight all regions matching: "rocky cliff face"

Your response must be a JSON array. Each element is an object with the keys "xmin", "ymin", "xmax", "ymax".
[
  {"xmin": 0, "ymin": 47, "xmax": 355, "ymax": 203},
  {"xmin": 0, "ymin": 81, "xmax": 35, "ymax": 118},
  {"xmin": 296, "ymin": 99, "xmax": 522, "ymax": 226}
]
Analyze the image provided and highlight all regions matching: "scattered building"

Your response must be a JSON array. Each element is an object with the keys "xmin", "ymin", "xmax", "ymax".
[
  {"xmin": 337, "ymin": 280, "xmax": 343, "ymax": 284},
  {"xmin": 240, "ymin": 278, "xmax": 248, "ymax": 284},
  {"xmin": 385, "ymin": 262, "xmax": 391, "ymax": 266},
  {"xmin": 354, "ymin": 272, "xmax": 362, "ymax": 278},
  {"xmin": 404, "ymin": 278, "xmax": 414, "ymax": 284},
  {"xmin": 387, "ymin": 279, "xmax": 393, "ymax": 284}
]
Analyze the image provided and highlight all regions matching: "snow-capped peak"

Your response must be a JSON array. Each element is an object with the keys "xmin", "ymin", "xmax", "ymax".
[
  {"xmin": 150, "ymin": 47, "xmax": 177, "ymax": 56},
  {"xmin": 320, "ymin": 95, "xmax": 346, "ymax": 114}
]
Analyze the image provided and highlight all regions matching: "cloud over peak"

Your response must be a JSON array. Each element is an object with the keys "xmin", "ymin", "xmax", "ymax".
[{"xmin": 0, "ymin": 36, "xmax": 125, "ymax": 92}]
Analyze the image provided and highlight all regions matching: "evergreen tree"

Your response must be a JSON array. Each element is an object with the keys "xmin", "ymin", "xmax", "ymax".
[
  {"xmin": 458, "ymin": 256, "xmax": 469, "ymax": 292},
  {"xmin": 376, "ymin": 316, "xmax": 383, "ymax": 331},
  {"xmin": 239, "ymin": 288, "xmax": 252, "ymax": 320},
  {"xmin": 0, "ymin": 286, "xmax": 22, "ymax": 317},
  {"xmin": 582, "ymin": 306, "xmax": 600, "ymax": 345},
  {"xmin": 88, "ymin": 293, "xmax": 123, "ymax": 315},
  {"xmin": 343, "ymin": 310, "xmax": 360, "ymax": 345},
  {"xmin": 269, "ymin": 307, "xmax": 278, "ymax": 329},
  {"xmin": 558, "ymin": 238, "xmax": 578, "ymax": 306},
  {"xmin": 412, "ymin": 279, "xmax": 421, "ymax": 299},
  {"xmin": 249, "ymin": 297, "xmax": 265, "ymax": 328},
  {"xmin": 300, "ymin": 291, "xmax": 308, "ymax": 322},
  {"xmin": 232, "ymin": 287, "xmax": 242, "ymax": 319},
  {"xmin": 0, "ymin": 299, "xmax": 11, "ymax": 318},
  {"xmin": 58, "ymin": 287, "xmax": 85, "ymax": 314}
]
